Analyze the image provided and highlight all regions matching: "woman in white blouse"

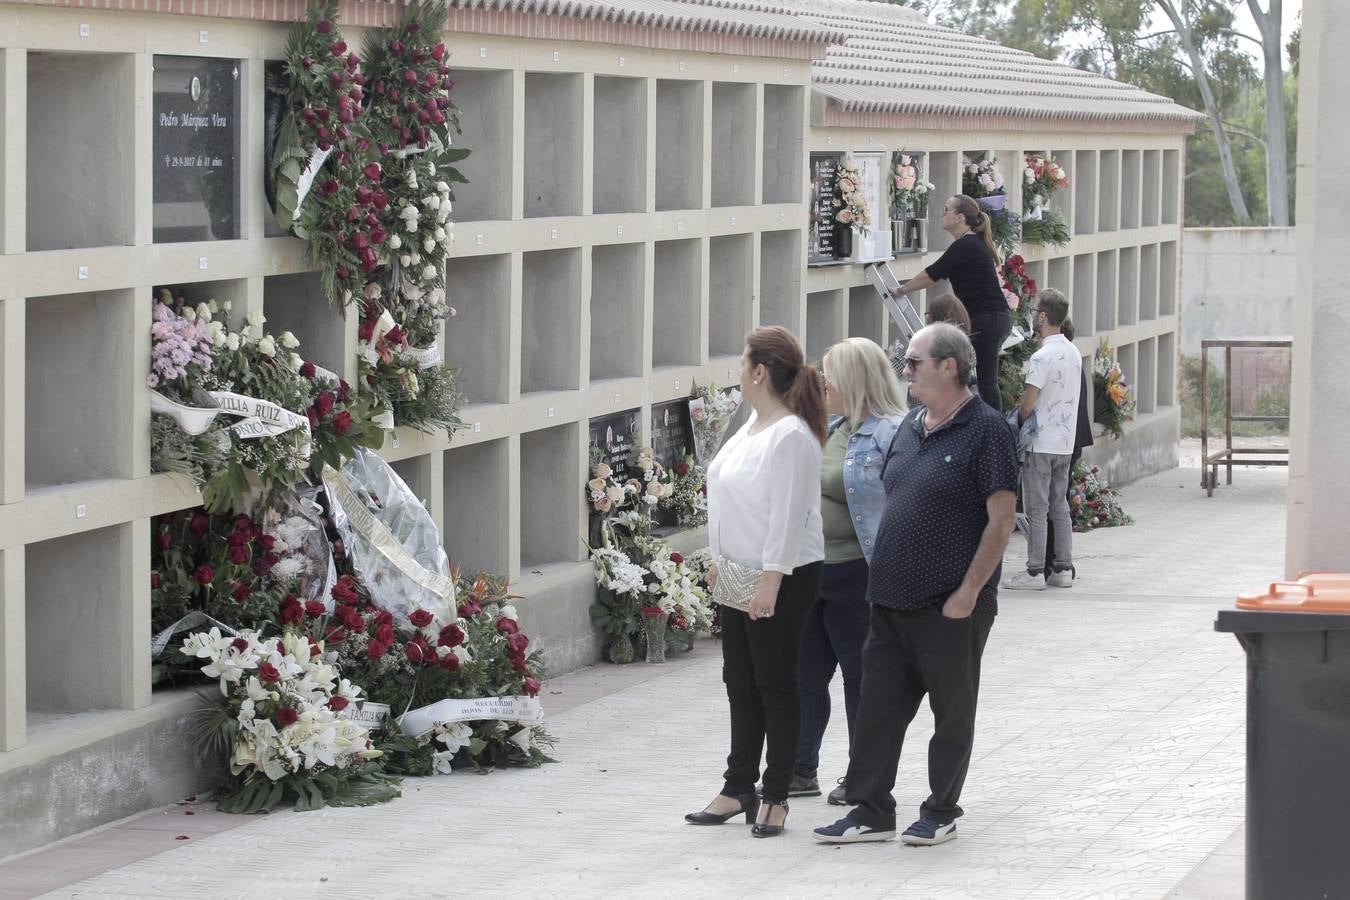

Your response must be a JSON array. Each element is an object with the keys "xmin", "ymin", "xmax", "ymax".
[{"xmin": 685, "ymin": 325, "xmax": 826, "ymax": 839}]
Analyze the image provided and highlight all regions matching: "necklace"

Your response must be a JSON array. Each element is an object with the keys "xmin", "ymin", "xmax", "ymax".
[{"xmin": 923, "ymin": 392, "xmax": 974, "ymax": 437}]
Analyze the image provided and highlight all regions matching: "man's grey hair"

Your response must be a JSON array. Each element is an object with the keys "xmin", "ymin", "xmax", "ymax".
[{"xmin": 918, "ymin": 322, "xmax": 976, "ymax": 386}]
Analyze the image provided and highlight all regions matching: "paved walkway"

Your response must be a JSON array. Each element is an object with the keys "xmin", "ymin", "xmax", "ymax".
[{"xmin": 3, "ymin": 461, "xmax": 1286, "ymax": 899}]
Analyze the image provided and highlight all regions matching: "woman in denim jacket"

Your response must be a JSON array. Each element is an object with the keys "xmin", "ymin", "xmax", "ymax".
[{"xmin": 789, "ymin": 338, "xmax": 906, "ymax": 805}]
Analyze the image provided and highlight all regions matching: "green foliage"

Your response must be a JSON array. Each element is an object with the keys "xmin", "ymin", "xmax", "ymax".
[{"xmin": 1178, "ymin": 353, "xmax": 1289, "ymax": 438}]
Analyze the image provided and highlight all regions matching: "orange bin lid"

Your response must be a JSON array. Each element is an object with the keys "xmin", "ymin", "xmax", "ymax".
[{"xmin": 1236, "ymin": 573, "xmax": 1350, "ymax": 612}]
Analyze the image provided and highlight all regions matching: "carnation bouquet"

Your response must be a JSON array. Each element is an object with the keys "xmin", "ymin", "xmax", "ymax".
[
  {"xmin": 1070, "ymin": 461, "xmax": 1133, "ymax": 531},
  {"xmin": 1022, "ymin": 154, "xmax": 1071, "ymax": 247},
  {"xmin": 658, "ymin": 452, "xmax": 708, "ymax": 528},
  {"xmin": 1093, "ymin": 339, "xmax": 1136, "ymax": 439},
  {"xmin": 688, "ymin": 381, "xmax": 742, "ymax": 464},
  {"xmin": 833, "ymin": 159, "xmax": 872, "ymax": 234},
  {"xmin": 184, "ymin": 627, "xmax": 399, "ymax": 813}
]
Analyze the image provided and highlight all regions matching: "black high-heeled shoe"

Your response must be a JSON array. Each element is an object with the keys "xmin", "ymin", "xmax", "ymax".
[
  {"xmin": 751, "ymin": 799, "xmax": 789, "ymax": 838},
  {"xmin": 685, "ymin": 792, "xmax": 760, "ymax": 825}
]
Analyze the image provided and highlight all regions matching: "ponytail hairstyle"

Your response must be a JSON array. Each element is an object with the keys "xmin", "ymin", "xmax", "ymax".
[
  {"xmin": 1061, "ymin": 316, "xmax": 1075, "ymax": 342},
  {"xmin": 950, "ymin": 194, "xmax": 1000, "ymax": 264},
  {"xmin": 745, "ymin": 325, "xmax": 827, "ymax": 444}
]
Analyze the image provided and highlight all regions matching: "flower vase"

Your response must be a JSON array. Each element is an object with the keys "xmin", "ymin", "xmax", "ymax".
[
  {"xmin": 833, "ymin": 222, "xmax": 854, "ymax": 260},
  {"xmin": 905, "ymin": 219, "xmax": 924, "ymax": 252},
  {"xmin": 642, "ymin": 615, "xmax": 668, "ymax": 664},
  {"xmin": 607, "ymin": 633, "xmax": 635, "ymax": 665},
  {"xmin": 891, "ymin": 221, "xmax": 905, "ymax": 255},
  {"xmin": 977, "ymin": 194, "xmax": 1007, "ymax": 212}
]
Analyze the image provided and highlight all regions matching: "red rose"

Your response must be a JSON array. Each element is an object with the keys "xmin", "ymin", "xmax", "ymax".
[
  {"xmin": 307, "ymin": 408, "xmax": 320, "ymax": 428},
  {"xmin": 324, "ymin": 626, "xmax": 348, "ymax": 644},
  {"xmin": 150, "ymin": 572, "xmax": 161, "ymax": 589},
  {"xmin": 371, "ymin": 191, "xmax": 389, "ymax": 210},
  {"xmin": 280, "ymin": 596, "xmax": 304, "ymax": 625},
  {"xmin": 496, "ymin": 617, "xmax": 519, "ymax": 636},
  {"xmin": 232, "ymin": 581, "xmax": 251, "ymax": 602},
  {"xmin": 458, "ymin": 599, "xmax": 482, "ymax": 618},
  {"xmin": 321, "ymin": 178, "xmax": 339, "ymax": 195},
  {"xmin": 362, "ymin": 162, "xmax": 382, "ymax": 181},
  {"xmin": 698, "ymin": 484, "xmax": 707, "ymax": 495},
  {"xmin": 193, "ymin": 565, "xmax": 215, "ymax": 585},
  {"xmin": 275, "ymin": 707, "xmax": 298, "ymax": 727},
  {"xmin": 231, "ymin": 637, "xmax": 249, "ymax": 652},
  {"xmin": 409, "ymin": 609, "xmax": 434, "ymax": 628},
  {"xmin": 315, "ymin": 391, "xmax": 335, "ymax": 417},
  {"xmin": 524, "ymin": 676, "xmax": 541, "ymax": 697},
  {"xmin": 309, "ymin": 640, "xmax": 321, "ymax": 657},
  {"xmin": 508, "ymin": 632, "xmax": 530, "ymax": 655},
  {"xmin": 404, "ymin": 69, "xmax": 418, "ymax": 84},
  {"xmin": 190, "ymin": 512, "xmax": 210, "ymax": 536},
  {"xmin": 337, "ymin": 380, "xmax": 351, "ymax": 403},
  {"xmin": 377, "ymin": 622, "xmax": 395, "ymax": 645},
  {"xmin": 432, "ymin": 42, "xmax": 447, "ymax": 61},
  {"xmin": 675, "ymin": 462, "xmax": 689, "ymax": 476},
  {"xmin": 405, "ymin": 638, "xmax": 430, "ymax": 665},
  {"xmin": 327, "ymin": 696, "xmax": 350, "ymax": 712},
  {"xmin": 261, "ymin": 553, "xmax": 279, "ymax": 570},
  {"xmin": 259, "ymin": 663, "xmax": 281, "ymax": 683},
  {"xmin": 333, "ymin": 411, "xmax": 352, "ymax": 435},
  {"xmin": 340, "ymin": 605, "xmax": 365, "ymax": 631},
  {"xmin": 438, "ymin": 624, "xmax": 465, "ymax": 648},
  {"xmin": 327, "ymin": 71, "xmax": 343, "ymax": 89},
  {"xmin": 331, "ymin": 576, "xmax": 360, "ymax": 605},
  {"xmin": 366, "ymin": 640, "xmax": 388, "ymax": 660},
  {"xmin": 317, "ymin": 18, "xmax": 332, "ymax": 33},
  {"xmin": 329, "ymin": 40, "xmax": 346, "ymax": 56},
  {"xmin": 228, "ymin": 544, "xmax": 250, "ymax": 565},
  {"xmin": 669, "ymin": 552, "xmax": 684, "ymax": 564},
  {"xmin": 157, "ymin": 530, "xmax": 172, "ymax": 550},
  {"xmin": 440, "ymin": 653, "xmax": 460, "ymax": 672},
  {"xmin": 304, "ymin": 599, "xmax": 326, "ymax": 618},
  {"xmin": 510, "ymin": 654, "xmax": 528, "ymax": 672},
  {"xmin": 373, "ymin": 609, "xmax": 394, "ymax": 627}
]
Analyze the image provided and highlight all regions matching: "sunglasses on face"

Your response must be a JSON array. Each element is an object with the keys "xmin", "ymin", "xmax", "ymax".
[{"xmin": 903, "ymin": 356, "xmax": 930, "ymax": 371}]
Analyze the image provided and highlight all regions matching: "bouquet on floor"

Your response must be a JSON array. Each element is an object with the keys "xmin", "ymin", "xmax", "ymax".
[{"xmin": 1070, "ymin": 461, "xmax": 1133, "ymax": 531}]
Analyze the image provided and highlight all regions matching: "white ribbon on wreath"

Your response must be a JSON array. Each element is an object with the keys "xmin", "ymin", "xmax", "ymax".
[
  {"xmin": 150, "ymin": 390, "xmax": 312, "ymax": 458},
  {"xmin": 396, "ymin": 696, "xmax": 545, "ymax": 739}
]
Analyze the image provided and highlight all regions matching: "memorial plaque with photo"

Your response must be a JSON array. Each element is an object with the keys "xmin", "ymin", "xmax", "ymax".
[
  {"xmin": 153, "ymin": 55, "xmax": 242, "ymax": 243},
  {"xmin": 808, "ymin": 152, "xmax": 843, "ymax": 265},
  {"xmin": 650, "ymin": 399, "xmax": 694, "ymax": 529},
  {"xmin": 588, "ymin": 409, "xmax": 640, "ymax": 483}
]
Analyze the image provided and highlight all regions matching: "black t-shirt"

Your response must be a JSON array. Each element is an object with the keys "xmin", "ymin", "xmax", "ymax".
[
  {"xmin": 925, "ymin": 233, "xmax": 1005, "ymax": 316},
  {"xmin": 867, "ymin": 397, "xmax": 1019, "ymax": 614}
]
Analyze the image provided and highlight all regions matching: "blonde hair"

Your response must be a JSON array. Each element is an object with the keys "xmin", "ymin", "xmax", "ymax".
[{"xmin": 822, "ymin": 337, "xmax": 908, "ymax": 426}]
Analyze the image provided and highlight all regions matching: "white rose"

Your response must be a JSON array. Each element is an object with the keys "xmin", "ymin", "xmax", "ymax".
[
  {"xmin": 406, "ymin": 372, "xmax": 419, "ymax": 394},
  {"xmin": 182, "ymin": 307, "xmax": 196, "ymax": 321},
  {"xmin": 257, "ymin": 335, "xmax": 276, "ymax": 357},
  {"xmin": 207, "ymin": 299, "xmax": 219, "ymax": 314},
  {"xmin": 410, "ymin": 252, "xmax": 421, "ymax": 264},
  {"xmin": 222, "ymin": 301, "xmax": 233, "ymax": 313},
  {"xmin": 424, "ymin": 195, "xmax": 440, "ymax": 211},
  {"xmin": 225, "ymin": 333, "xmax": 240, "ymax": 351},
  {"xmin": 280, "ymin": 331, "xmax": 300, "ymax": 349},
  {"xmin": 389, "ymin": 234, "xmax": 402, "ymax": 250},
  {"xmin": 423, "ymin": 238, "xmax": 436, "ymax": 253},
  {"xmin": 288, "ymin": 352, "xmax": 303, "ymax": 372},
  {"xmin": 404, "ymin": 219, "xmax": 418, "ymax": 233},
  {"xmin": 437, "ymin": 181, "xmax": 449, "ymax": 193},
  {"xmin": 434, "ymin": 227, "xmax": 446, "ymax": 241},
  {"xmin": 246, "ymin": 308, "xmax": 265, "ymax": 327},
  {"xmin": 196, "ymin": 302, "xmax": 211, "ymax": 321},
  {"xmin": 401, "ymin": 255, "xmax": 413, "ymax": 267},
  {"xmin": 422, "ymin": 265, "xmax": 436, "ymax": 281}
]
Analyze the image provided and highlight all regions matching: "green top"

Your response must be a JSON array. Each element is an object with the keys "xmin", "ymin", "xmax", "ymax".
[{"xmin": 821, "ymin": 420, "xmax": 864, "ymax": 563}]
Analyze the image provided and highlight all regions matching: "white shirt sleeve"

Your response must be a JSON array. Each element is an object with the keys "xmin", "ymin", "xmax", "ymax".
[{"xmin": 761, "ymin": 426, "xmax": 823, "ymax": 574}]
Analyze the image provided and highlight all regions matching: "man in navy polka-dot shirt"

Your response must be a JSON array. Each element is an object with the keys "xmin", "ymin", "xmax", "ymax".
[{"xmin": 815, "ymin": 323, "xmax": 1018, "ymax": 848}]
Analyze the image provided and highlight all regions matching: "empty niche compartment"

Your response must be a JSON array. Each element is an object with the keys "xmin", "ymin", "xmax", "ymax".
[
  {"xmin": 1095, "ymin": 250, "xmax": 1117, "ymax": 332},
  {"xmin": 593, "ymin": 76, "xmax": 647, "ymax": 215},
  {"xmin": 1141, "ymin": 150, "xmax": 1161, "ymax": 227},
  {"xmin": 805, "ymin": 289, "xmax": 844, "ymax": 363},
  {"xmin": 1162, "ymin": 150, "xmax": 1180, "ymax": 225},
  {"xmin": 26, "ymin": 290, "xmax": 134, "ymax": 490},
  {"xmin": 848, "ymin": 285, "xmax": 885, "ymax": 346},
  {"xmin": 262, "ymin": 273, "xmax": 347, "ymax": 377},
  {"xmin": 652, "ymin": 239, "xmax": 702, "ymax": 368},
  {"xmin": 152, "ymin": 55, "xmax": 243, "ymax": 243},
  {"xmin": 520, "ymin": 423, "xmax": 581, "ymax": 569},
  {"xmin": 927, "ymin": 152, "xmax": 959, "ymax": 253},
  {"xmin": 523, "ymin": 73, "xmax": 583, "ymax": 218},
  {"xmin": 27, "ymin": 53, "xmax": 134, "ymax": 251},
  {"xmin": 709, "ymin": 234, "xmax": 753, "ymax": 358},
  {"xmin": 445, "ymin": 253, "xmax": 511, "ymax": 404},
  {"xmin": 759, "ymin": 230, "xmax": 801, "ymax": 331},
  {"xmin": 27, "ymin": 524, "xmax": 136, "ymax": 715},
  {"xmin": 1074, "ymin": 151, "xmax": 1097, "ymax": 237},
  {"xmin": 655, "ymin": 80, "xmax": 703, "ymax": 212},
  {"xmin": 442, "ymin": 438, "xmax": 509, "ymax": 575},
  {"xmin": 589, "ymin": 242, "xmax": 645, "ymax": 381},
  {"xmin": 1117, "ymin": 245, "xmax": 1138, "ymax": 327},
  {"xmin": 1137, "ymin": 336, "xmax": 1157, "ymax": 414},
  {"xmin": 446, "ymin": 69, "xmax": 513, "ymax": 222},
  {"xmin": 1159, "ymin": 241, "xmax": 1178, "ymax": 315},
  {"xmin": 1072, "ymin": 252, "xmax": 1095, "ymax": 337},
  {"xmin": 1157, "ymin": 332, "xmax": 1177, "ymax": 406},
  {"xmin": 522, "ymin": 248, "xmax": 582, "ymax": 393},
  {"xmin": 388, "ymin": 456, "xmax": 433, "ymax": 507},
  {"xmin": 1097, "ymin": 150, "xmax": 1119, "ymax": 232},
  {"xmin": 1047, "ymin": 256, "xmax": 1071, "ymax": 301},
  {"xmin": 1139, "ymin": 244, "xmax": 1159, "ymax": 320},
  {"xmin": 1050, "ymin": 149, "xmax": 1075, "ymax": 233},
  {"xmin": 1121, "ymin": 150, "xmax": 1141, "ymax": 230},
  {"xmin": 762, "ymin": 85, "xmax": 804, "ymax": 205},
  {"xmin": 711, "ymin": 82, "xmax": 756, "ymax": 208}
]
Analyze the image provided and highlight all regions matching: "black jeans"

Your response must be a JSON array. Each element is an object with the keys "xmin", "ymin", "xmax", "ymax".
[
  {"xmin": 844, "ymin": 603, "xmax": 995, "ymax": 829},
  {"xmin": 795, "ymin": 557, "xmax": 870, "ymax": 778},
  {"xmin": 969, "ymin": 309, "xmax": 1012, "ymax": 412},
  {"xmin": 720, "ymin": 561, "xmax": 824, "ymax": 803}
]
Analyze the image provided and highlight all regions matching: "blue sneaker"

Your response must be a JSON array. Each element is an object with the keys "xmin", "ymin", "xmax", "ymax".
[
  {"xmin": 900, "ymin": 817, "xmax": 957, "ymax": 845},
  {"xmin": 812, "ymin": 816, "xmax": 896, "ymax": 843}
]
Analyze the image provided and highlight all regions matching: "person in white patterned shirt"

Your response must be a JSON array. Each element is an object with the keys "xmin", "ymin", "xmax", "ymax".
[{"xmin": 1004, "ymin": 288, "xmax": 1081, "ymax": 590}]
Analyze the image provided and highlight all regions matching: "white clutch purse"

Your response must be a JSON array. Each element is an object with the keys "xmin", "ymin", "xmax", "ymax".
[{"xmin": 711, "ymin": 556, "xmax": 764, "ymax": 612}]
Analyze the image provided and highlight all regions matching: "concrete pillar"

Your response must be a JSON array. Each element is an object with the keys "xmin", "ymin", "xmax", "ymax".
[{"xmin": 1287, "ymin": 0, "xmax": 1350, "ymax": 576}]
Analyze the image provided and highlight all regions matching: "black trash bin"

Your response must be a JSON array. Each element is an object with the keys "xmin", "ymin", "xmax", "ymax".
[{"xmin": 1216, "ymin": 575, "xmax": 1350, "ymax": 900}]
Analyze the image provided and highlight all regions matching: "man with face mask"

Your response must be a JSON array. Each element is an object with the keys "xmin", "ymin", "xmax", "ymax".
[{"xmin": 1003, "ymin": 288, "xmax": 1081, "ymax": 590}]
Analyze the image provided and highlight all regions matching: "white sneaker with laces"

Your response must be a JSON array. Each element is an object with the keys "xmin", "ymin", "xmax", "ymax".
[
  {"xmin": 1046, "ymin": 568, "xmax": 1075, "ymax": 588},
  {"xmin": 1001, "ymin": 569, "xmax": 1046, "ymax": 591}
]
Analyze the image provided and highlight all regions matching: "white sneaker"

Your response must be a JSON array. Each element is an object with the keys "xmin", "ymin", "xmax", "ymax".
[
  {"xmin": 1001, "ymin": 569, "xmax": 1046, "ymax": 591},
  {"xmin": 1046, "ymin": 568, "xmax": 1075, "ymax": 588}
]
